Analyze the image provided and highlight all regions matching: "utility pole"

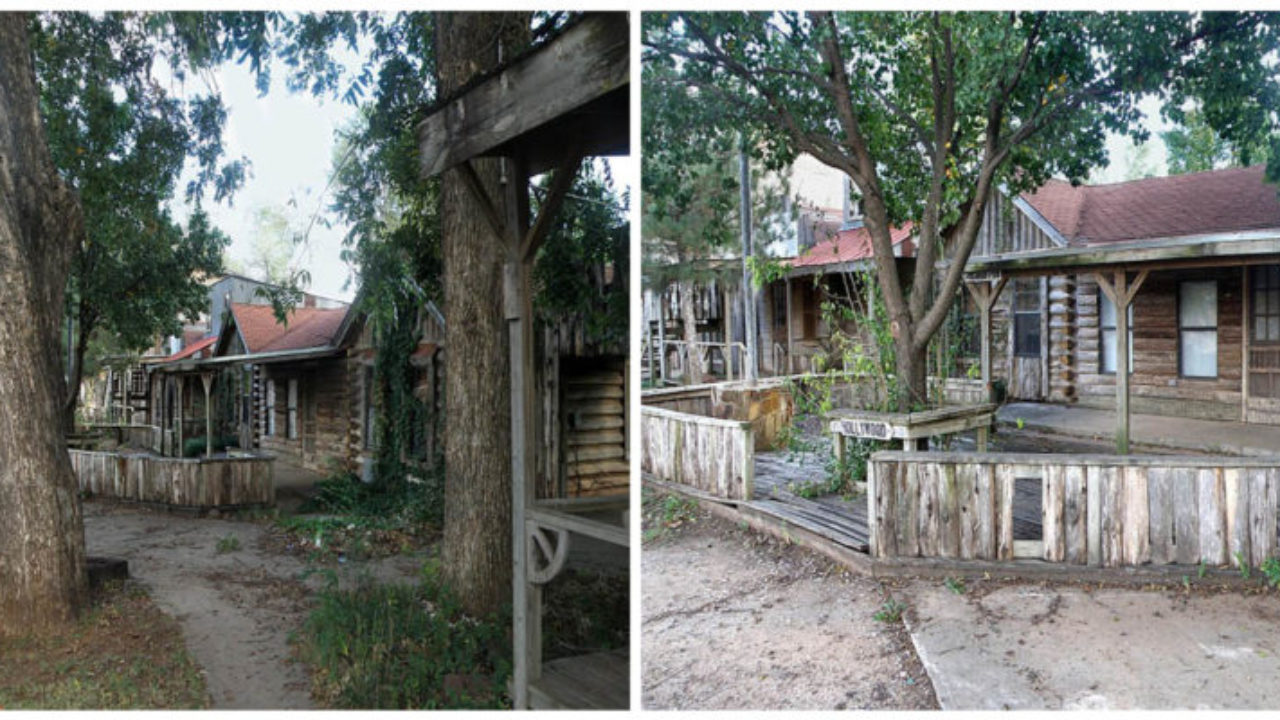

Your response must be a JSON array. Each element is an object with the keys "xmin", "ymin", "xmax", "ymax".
[{"xmin": 739, "ymin": 134, "xmax": 758, "ymax": 383}]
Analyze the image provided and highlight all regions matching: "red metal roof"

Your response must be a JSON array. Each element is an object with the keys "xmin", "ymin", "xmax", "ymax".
[
  {"xmin": 163, "ymin": 335, "xmax": 217, "ymax": 362},
  {"xmin": 229, "ymin": 303, "xmax": 349, "ymax": 354},
  {"xmin": 1022, "ymin": 165, "xmax": 1280, "ymax": 245},
  {"xmin": 789, "ymin": 222, "xmax": 916, "ymax": 268}
]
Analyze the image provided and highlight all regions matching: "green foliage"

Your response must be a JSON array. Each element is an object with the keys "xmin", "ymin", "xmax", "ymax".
[
  {"xmin": 214, "ymin": 534, "xmax": 240, "ymax": 554},
  {"xmin": 1198, "ymin": 560, "xmax": 1209, "ymax": 579},
  {"xmin": 1236, "ymin": 551, "xmax": 1252, "ymax": 579},
  {"xmin": 532, "ymin": 165, "xmax": 630, "ymax": 348},
  {"xmin": 33, "ymin": 13, "xmax": 247, "ymax": 417},
  {"xmin": 873, "ymin": 598, "xmax": 908, "ymax": 624},
  {"xmin": 298, "ymin": 569, "xmax": 511, "ymax": 709},
  {"xmin": 642, "ymin": 493, "xmax": 700, "ymax": 542},
  {"xmin": 181, "ymin": 435, "xmax": 238, "ymax": 458},
  {"xmin": 1261, "ymin": 557, "xmax": 1280, "ymax": 588},
  {"xmin": 1162, "ymin": 106, "xmax": 1272, "ymax": 174},
  {"xmin": 944, "ymin": 577, "xmax": 966, "ymax": 595},
  {"xmin": 300, "ymin": 468, "xmax": 441, "ymax": 530}
]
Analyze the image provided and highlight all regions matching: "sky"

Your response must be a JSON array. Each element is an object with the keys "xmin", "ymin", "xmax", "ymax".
[{"xmin": 172, "ymin": 34, "xmax": 635, "ymax": 304}]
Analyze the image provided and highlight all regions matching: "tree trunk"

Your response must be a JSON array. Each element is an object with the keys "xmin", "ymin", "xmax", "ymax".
[
  {"xmin": 0, "ymin": 14, "xmax": 89, "ymax": 637},
  {"xmin": 677, "ymin": 280, "xmax": 704, "ymax": 385},
  {"xmin": 896, "ymin": 338, "xmax": 930, "ymax": 412},
  {"xmin": 62, "ymin": 306, "xmax": 92, "ymax": 434},
  {"xmin": 436, "ymin": 11, "xmax": 530, "ymax": 618}
]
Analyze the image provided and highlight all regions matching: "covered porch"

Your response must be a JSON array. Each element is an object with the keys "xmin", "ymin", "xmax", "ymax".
[{"xmin": 966, "ymin": 231, "xmax": 1280, "ymax": 453}]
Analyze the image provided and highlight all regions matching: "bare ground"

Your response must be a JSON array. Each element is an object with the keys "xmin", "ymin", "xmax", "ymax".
[
  {"xmin": 641, "ymin": 503, "xmax": 938, "ymax": 710},
  {"xmin": 83, "ymin": 500, "xmax": 424, "ymax": 710}
]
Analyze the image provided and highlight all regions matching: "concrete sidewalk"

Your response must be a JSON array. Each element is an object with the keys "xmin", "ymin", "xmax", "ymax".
[
  {"xmin": 901, "ymin": 580, "xmax": 1280, "ymax": 710},
  {"xmin": 999, "ymin": 402, "xmax": 1280, "ymax": 457}
]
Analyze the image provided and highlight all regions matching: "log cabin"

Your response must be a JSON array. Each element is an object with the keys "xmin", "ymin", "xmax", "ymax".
[
  {"xmin": 964, "ymin": 164, "xmax": 1280, "ymax": 448},
  {"xmin": 148, "ymin": 295, "xmax": 445, "ymax": 476}
]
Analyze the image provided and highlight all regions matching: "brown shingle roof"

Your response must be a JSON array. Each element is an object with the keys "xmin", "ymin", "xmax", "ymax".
[
  {"xmin": 1021, "ymin": 165, "xmax": 1280, "ymax": 245},
  {"xmin": 230, "ymin": 303, "xmax": 349, "ymax": 354}
]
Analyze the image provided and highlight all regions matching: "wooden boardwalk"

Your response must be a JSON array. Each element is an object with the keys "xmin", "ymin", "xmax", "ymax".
[{"xmin": 749, "ymin": 450, "xmax": 1049, "ymax": 553}]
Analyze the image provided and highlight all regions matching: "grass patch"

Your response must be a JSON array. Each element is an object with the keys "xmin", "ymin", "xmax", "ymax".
[
  {"xmin": 641, "ymin": 489, "xmax": 700, "ymax": 543},
  {"xmin": 215, "ymin": 534, "xmax": 240, "ymax": 554},
  {"xmin": 297, "ymin": 562, "xmax": 511, "ymax": 709},
  {"xmin": 0, "ymin": 581, "xmax": 208, "ymax": 709}
]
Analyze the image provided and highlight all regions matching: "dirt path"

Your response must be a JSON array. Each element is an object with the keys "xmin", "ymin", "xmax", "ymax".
[
  {"xmin": 642, "ymin": 507, "xmax": 938, "ymax": 710},
  {"xmin": 83, "ymin": 501, "xmax": 423, "ymax": 710}
]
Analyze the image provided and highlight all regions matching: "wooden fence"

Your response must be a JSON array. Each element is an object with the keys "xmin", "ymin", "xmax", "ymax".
[
  {"xmin": 868, "ymin": 452, "xmax": 1279, "ymax": 568},
  {"xmin": 640, "ymin": 406, "xmax": 753, "ymax": 501},
  {"xmin": 69, "ymin": 449, "xmax": 274, "ymax": 510}
]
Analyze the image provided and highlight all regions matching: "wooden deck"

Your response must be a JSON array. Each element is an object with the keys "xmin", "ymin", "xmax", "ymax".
[
  {"xmin": 528, "ymin": 648, "xmax": 629, "ymax": 709},
  {"xmin": 749, "ymin": 450, "xmax": 1049, "ymax": 553}
]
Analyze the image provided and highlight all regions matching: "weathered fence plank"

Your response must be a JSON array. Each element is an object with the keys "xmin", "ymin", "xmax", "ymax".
[
  {"xmin": 1248, "ymin": 468, "xmax": 1276, "ymax": 568},
  {"xmin": 1147, "ymin": 467, "xmax": 1174, "ymax": 564},
  {"xmin": 1043, "ymin": 465, "xmax": 1065, "ymax": 563},
  {"xmin": 1123, "ymin": 466, "xmax": 1150, "ymax": 566},
  {"xmin": 1225, "ymin": 468, "xmax": 1250, "ymax": 568},
  {"xmin": 938, "ymin": 465, "xmax": 960, "ymax": 559},
  {"xmin": 996, "ymin": 464, "xmax": 1016, "ymax": 560},
  {"xmin": 1063, "ymin": 465, "xmax": 1087, "ymax": 565},
  {"xmin": 1197, "ymin": 468, "xmax": 1227, "ymax": 566},
  {"xmin": 975, "ymin": 464, "xmax": 996, "ymax": 560}
]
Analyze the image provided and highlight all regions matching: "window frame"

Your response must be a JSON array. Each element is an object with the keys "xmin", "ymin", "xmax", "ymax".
[
  {"xmin": 1012, "ymin": 279, "xmax": 1042, "ymax": 359},
  {"xmin": 1098, "ymin": 289, "xmax": 1134, "ymax": 375},
  {"xmin": 1252, "ymin": 265, "xmax": 1280, "ymax": 345},
  {"xmin": 1178, "ymin": 279, "xmax": 1219, "ymax": 379}
]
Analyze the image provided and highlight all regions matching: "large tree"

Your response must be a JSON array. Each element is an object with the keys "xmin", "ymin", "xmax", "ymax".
[
  {"xmin": 0, "ymin": 13, "xmax": 90, "ymax": 637},
  {"xmin": 0, "ymin": 11, "xmax": 250, "ymax": 634},
  {"xmin": 645, "ymin": 11, "xmax": 1280, "ymax": 408}
]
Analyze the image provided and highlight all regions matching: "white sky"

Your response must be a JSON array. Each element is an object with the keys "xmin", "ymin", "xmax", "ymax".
[{"xmin": 171, "ymin": 29, "xmax": 634, "ymax": 304}]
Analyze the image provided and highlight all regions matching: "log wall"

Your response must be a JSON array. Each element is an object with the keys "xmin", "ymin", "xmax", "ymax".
[
  {"xmin": 868, "ymin": 452, "xmax": 1278, "ymax": 568},
  {"xmin": 1076, "ymin": 268, "xmax": 1244, "ymax": 420},
  {"xmin": 640, "ymin": 406, "xmax": 753, "ymax": 501},
  {"xmin": 69, "ymin": 449, "xmax": 274, "ymax": 510}
]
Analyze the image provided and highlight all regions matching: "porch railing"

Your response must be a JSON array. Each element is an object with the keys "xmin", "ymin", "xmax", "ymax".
[
  {"xmin": 868, "ymin": 451, "xmax": 1278, "ymax": 568},
  {"xmin": 641, "ymin": 406, "xmax": 753, "ymax": 501}
]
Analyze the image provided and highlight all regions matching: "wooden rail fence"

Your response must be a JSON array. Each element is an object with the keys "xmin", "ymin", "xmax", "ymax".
[
  {"xmin": 868, "ymin": 452, "xmax": 1279, "ymax": 568},
  {"xmin": 69, "ymin": 449, "xmax": 274, "ymax": 510},
  {"xmin": 640, "ymin": 406, "xmax": 753, "ymax": 501}
]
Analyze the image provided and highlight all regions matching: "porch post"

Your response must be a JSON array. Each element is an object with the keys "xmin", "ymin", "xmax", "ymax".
[
  {"xmin": 965, "ymin": 276, "xmax": 1007, "ymax": 403},
  {"xmin": 1242, "ymin": 265, "xmax": 1250, "ymax": 422},
  {"xmin": 505, "ymin": 155, "xmax": 537, "ymax": 709},
  {"xmin": 1096, "ymin": 269, "xmax": 1148, "ymax": 454},
  {"xmin": 657, "ymin": 291, "xmax": 667, "ymax": 383},
  {"xmin": 785, "ymin": 276, "xmax": 794, "ymax": 374},
  {"xmin": 201, "ymin": 371, "xmax": 214, "ymax": 458}
]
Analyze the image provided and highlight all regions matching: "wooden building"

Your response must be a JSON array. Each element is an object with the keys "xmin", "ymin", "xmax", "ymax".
[
  {"xmin": 964, "ymin": 165, "xmax": 1280, "ymax": 448},
  {"xmin": 148, "ymin": 296, "xmax": 445, "ymax": 475}
]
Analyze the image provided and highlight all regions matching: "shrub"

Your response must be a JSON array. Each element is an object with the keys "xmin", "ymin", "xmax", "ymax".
[{"xmin": 182, "ymin": 434, "xmax": 239, "ymax": 458}]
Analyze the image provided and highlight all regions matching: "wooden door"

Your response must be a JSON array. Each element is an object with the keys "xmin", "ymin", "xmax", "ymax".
[{"xmin": 1008, "ymin": 278, "xmax": 1046, "ymax": 400}]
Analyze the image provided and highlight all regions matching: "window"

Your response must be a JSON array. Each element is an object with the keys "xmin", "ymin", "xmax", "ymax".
[
  {"xmin": 265, "ymin": 380, "xmax": 276, "ymax": 436},
  {"xmin": 1098, "ymin": 290, "xmax": 1134, "ymax": 374},
  {"xmin": 1253, "ymin": 265, "xmax": 1280, "ymax": 343},
  {"xmin": 1179, "ymin": 280, "xmax": 1218, "ymax": 378},
  {"xmin": 130, "ymin": 369, "xmax": 146, "ymax": 395},
  {"xmin": 1013, "ymin": 279, "xmax": 1041, "ymax": 358},
  {"xmin": 287, "ymin": 378, "xmax": 299, "ymax": 439}
]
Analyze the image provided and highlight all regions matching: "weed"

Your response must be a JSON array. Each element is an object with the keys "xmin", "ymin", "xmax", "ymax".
[
  {"xmin": 1182, "ymin": 575, "xmax": 1191, "ymax": 593},
  {"xmin": 1236, "ymin": 551, "xmax": 1252, "ymax": 580},
  {"xmin": 298, "ymin": 573, "xmax": 511, "ymax": 708},
  {"xmin": 874, "ymin": 598, "xmax": 908, "ymax": 623},
  {"xmin": 944, "ymin": 577, "xmax": 966, "ymax": 595},
  {"xmin": 1261, "ymin": 557, "xmax": 1280, "ymax": 588},
  {"xmin": 642, "ymin": 493, "xmax": 699, "ymax": 542},
  {"xmin": 1016, "ymin": 417, "xmax": 1025, "ymax": 430},
  {"xmin": 1198, "ymin": 560, "xmax": 1208, "ymax": 579},
  {"xmin": 215, "ymin": 534, "xmax": 240, "ymax": 554}
]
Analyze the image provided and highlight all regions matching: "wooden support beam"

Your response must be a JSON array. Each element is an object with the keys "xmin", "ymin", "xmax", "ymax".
[
  {"xmin": 522, "ymin": 151, "xmax": 584, "ymax": 262},
  {"xmin": 1095, "ymin": 270, "xmax": 1146, "ymax": 454},
  {"xmin": 965, "ymin": 276, "xmax": 1007, "ymax": 402},
  {"xmin": 785, "ymin": 277, "xmax": 793, "ymax": 374},
  {"xmin": 1243, "ymin": 265, "xmax": 1250, "ymax": 422},
  {"xmin": 201, "ymin": 372, "xmax": 214, "ymax": 459},
  {"xmin": 459, "ymin": 160, "xmax": 507, "ymax": 242}
]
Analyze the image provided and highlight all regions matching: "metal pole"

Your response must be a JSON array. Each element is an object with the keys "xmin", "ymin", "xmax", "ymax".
[{"xmin": 739, "ymin": 134, "xmax": 758, "ymax": 383}]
